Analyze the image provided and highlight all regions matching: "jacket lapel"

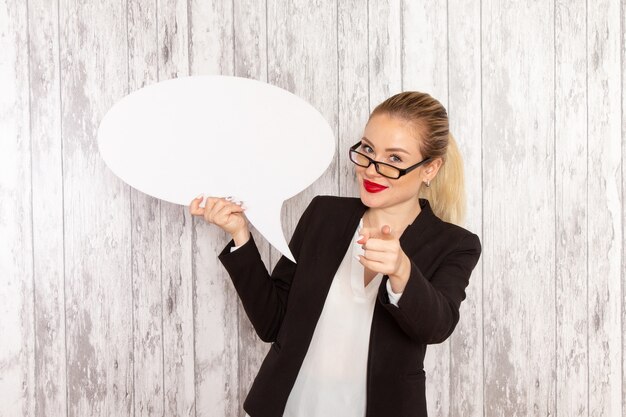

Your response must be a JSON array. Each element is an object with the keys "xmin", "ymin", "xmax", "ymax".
[{"xmin": 398, "ymin": 198, "xmax": 438, "ymax": 258}]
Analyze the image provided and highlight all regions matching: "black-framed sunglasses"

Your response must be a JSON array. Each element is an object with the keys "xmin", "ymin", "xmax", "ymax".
[{"xmin": 349, "ymin": 141, "xmax": 432, "ymax": 179}]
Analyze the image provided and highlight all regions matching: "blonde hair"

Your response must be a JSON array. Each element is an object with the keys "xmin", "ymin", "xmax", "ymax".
[{"xmin": 370, "ymin": 91, "xmax": 466, "ymax": 225}]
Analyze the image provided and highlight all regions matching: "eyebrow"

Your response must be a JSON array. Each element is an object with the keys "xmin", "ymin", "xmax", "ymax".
[{"xmin": 361, "ymin": 137, "xmax": 411, "ymax": 154}]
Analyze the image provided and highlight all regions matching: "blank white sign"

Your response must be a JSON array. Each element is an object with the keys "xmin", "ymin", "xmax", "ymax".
[{"xmin": 97, "ymin": 75, "xmax": 335, "ymax": 262}]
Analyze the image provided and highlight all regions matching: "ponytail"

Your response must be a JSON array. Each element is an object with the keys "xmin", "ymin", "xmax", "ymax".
[{"xmin": 418, "ymin": 132, "xmax": 466, "ymax": 226}]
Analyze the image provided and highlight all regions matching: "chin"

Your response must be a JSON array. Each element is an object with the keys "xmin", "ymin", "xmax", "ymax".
[{"xmin": 359, "ymin": 188, "xmax": 388, "ymax": 208}]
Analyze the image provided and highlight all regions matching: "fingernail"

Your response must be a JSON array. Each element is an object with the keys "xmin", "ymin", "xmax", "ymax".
[
  {"xmin": 354, "ymin": 254, "xmax": 361, "ymax": 261},
  {"xmin": 357, "ymin": 235, "xmax": 364, "ymax": 241},
  {"xmin": 196, "ymin": 194, "xmax": 203, "ymax": 199}
]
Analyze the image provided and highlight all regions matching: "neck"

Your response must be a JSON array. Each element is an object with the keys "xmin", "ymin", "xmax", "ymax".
[{"xmin": 363, "ymin": 197, "xmax": 423, "ymax": 233}]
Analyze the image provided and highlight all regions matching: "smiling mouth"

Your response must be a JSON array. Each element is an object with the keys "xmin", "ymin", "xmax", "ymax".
[{"xmin": 363, "ymin": 179, "xmax": 388, "ymax": 193}]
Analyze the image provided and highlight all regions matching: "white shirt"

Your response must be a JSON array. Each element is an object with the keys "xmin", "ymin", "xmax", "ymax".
[{"xmin": 237, "ymin": 219, "xmax": 403, "ymax": 416}]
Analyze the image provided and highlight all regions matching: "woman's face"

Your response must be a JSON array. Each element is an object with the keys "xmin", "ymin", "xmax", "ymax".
[{"xmin": 355, "ymin": 113, "xmax": 432, "ymax": 211}]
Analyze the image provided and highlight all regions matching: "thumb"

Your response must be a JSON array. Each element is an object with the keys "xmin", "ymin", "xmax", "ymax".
[{"xmin": 357, "ymin": 227, "xmax": 372, "ymax": 244}]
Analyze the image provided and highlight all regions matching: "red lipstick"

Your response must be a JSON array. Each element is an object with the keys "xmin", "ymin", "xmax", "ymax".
[{"xmin": 363, "ymin": 179, "xmax": 388, "ymax": 193}]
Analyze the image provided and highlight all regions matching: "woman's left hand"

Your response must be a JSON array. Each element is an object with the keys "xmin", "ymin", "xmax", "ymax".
[{"xmin": 356, "ymin": 225, "xmax": 411, "ymax": 292}]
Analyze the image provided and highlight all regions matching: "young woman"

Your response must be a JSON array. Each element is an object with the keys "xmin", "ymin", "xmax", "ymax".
[{"xmin": 190, "ymin": 91, "xmax": 482, "ymax": 417}]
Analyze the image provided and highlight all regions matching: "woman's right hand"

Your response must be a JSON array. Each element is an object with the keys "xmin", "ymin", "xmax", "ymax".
[{"xmin": 189, "ymin": 196, "xmax": 250, "ymax": 246}]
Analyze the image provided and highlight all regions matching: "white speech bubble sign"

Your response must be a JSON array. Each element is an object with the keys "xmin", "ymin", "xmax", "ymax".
[{"xmin": 97, "ymin": 75, "xmax": 335, "ymax": 262}]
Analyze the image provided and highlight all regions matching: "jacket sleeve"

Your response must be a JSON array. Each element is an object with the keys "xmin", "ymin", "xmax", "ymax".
[
  {"xmin": 378, "ymin": 232, "xmax": 482, "ymax": 344},
  {"xmin": 217, "ymin": 196, "xmax": 319, "ymax": 343}
]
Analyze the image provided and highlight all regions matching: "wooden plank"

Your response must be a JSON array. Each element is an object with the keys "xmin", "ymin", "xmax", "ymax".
[
  {"xmin": 232, "ymin": 1, "xmax": 272, "ymax": 415},
  {"xmin": 554, "ymin": 1, "xmax": 588, "ymax": 416},
  {"xmin": 402, "ymin": 0, "xmax": 448, "ymax": 96},
  {"xmin": 59, "ymin": 1, "xmax": 133, "ymax": 415},
  {"xmin": 267, "ymin": 0, "xmax": 339, "ymax": 256},
  {"xmin": 127, "ymin": 1, "xmax": 164, "ymax": 416},
  {"xmin": 338, "ymin": 0, "xmax": 369, "ymax": 197},
  {"xmin": 27, "ymin": 0, "xmax": 67, "ymax": 416},
  {"xmin": 156, "ymin": 2, "xmax": 197, "ymax": 417},
  {"xmin": 447, "ymin": 0, "xmax": 483, "ymax": 416},
  {"xmin": 587, "ymin": 0, "xmax": 623, "ymax": 415},
  {"xmin": 402, "ymin": 2, "xmax": 450, "ymax": 415},
  {"xmin": 623, "ymin": 2, "xmax": 626, "ymax": 415},
  {"xmin": 368, "ymin": 0, "xmax": 402, "ymax": 108},
  {"xmin": 188, "ymin": 0, "xmax": 235, "ymax": 75},
  {"xmin": 482, "ymin": 0, "xmax": 556, "ymax": 415},
  {"xmin": 0, "ymin": 1, "xmax": 35, "ymax": 417},
  {"xmin": 187, "ymin": 1, "xmax": 240, "ymax": 416},
  {"xmin": 234, "ymin": 0, "xmax": 267, "ymax": 81}
]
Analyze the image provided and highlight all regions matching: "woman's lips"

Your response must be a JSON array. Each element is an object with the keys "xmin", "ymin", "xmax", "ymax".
[{"xmin": 363, "ymin": 179, "xmax": 389, "ymax": 193}]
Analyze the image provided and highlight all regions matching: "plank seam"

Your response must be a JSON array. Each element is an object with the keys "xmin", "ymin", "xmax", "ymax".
[
  {"xmin": 26, "ymin": 0, "xmax": 37, "ymax": 415},
  {"xmin": 553, "ymin": 0, "xmax": 557, "ymax": 415},
  {"xmin": 445, "ymin": 0, "xmax": 452, "ymax": 408},
  {"xmin": 123, "ymin": 1, "xmax": 136, "ymax": 416},
  {"xmin": 367, "ymin": 0, "xmax": 370, "ymax": 113},
  {"xmin": 336, "ymin": 0, "xmax": 340, "ymax": 194},
  {"xmin": 479, "ymin": 0, "xmax": 485, "ymax": 415},
  {"xmin": 187, "ymin": 0, "xmax": 192, "ymax": 74},
  {"xmin": 57, "ymin": 0, "xmax": 69, "ymax": 415},
  {"xmin": 191, "ymin": 215, "xmax": 198, "ymax": 417},
  {"xmin": 400, "ymin": 0, "xmax": 403, "ymax": 91},
  {"xmin": 156, "ymin": 5, "xmax": 167, "ymax": 416},
  {"xmin": 231, "ymin": 0, "xmax": 242, "ymax": 412},
  {"xmin": 619, "ymin": 1, "xmax": 626, "ymax": 416},
  {"xmin": 585, "ymin": 0, "xmax": 590, "ymax": 413}
]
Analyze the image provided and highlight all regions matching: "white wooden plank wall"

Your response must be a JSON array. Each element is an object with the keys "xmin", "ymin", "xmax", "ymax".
[{"xmin": 0, "ymin": 1, "xmax": 624, "ymax": 416}]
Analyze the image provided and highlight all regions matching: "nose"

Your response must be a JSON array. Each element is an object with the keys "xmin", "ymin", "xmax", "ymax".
[{"xmin": 365, "ymin": 161, "xmax": 378, "ymax": 177}]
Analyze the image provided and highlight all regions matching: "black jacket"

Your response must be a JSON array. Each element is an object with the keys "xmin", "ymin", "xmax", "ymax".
[{"xmin": 218, "ymin": 195, "xmax": 482, "ymax": 417}]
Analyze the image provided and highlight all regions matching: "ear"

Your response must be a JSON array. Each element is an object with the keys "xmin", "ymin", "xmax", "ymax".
[{"xmin": 424, "ymin": 157, "xmax": 443, "ymax": 180}]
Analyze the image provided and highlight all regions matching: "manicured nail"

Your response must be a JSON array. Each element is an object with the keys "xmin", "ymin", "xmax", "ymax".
[{"xmin": 354, "ymin": 254, "xmax": 361, "ymax": 261}]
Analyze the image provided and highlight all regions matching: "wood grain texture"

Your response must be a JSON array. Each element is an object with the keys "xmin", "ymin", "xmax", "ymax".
[
  {"xmin": 447, "ymin": 0, "xmax": 483, "ymax": 416},
  {"xmin": 622, "ymin": 2, "xmax": 626, "ymax": 415},
  {"xmin": 402, "ymin": 2, "xmax": 450, "ymax": 415},
  {"xmin": 402, "ymin": 0, "xmax": 448, "ymax": 97},
  {"xmin": 59, "ymin": 0, "xmax": 133, "ymax": 416},
  {"xmin": 187, "ymin": 1, "xmax": 240, "ymax": 416},
  {"xmin": 157, "ymin": 2, "xmax": 197, "ymax": 417},
  {"xmin": 2, "ymin": 1, "xmax": 626, "ymax": 416},
  {"xmin": 368, "ymin": 0, "xmax": 402, "ymax": 109},
  {"xmin": 0, "ymin": 1, "xmax": 35, "ymax": 417},
  {"xmin": 587, "ymin": 0, "xmax": 623, "ymax": 416},
  {"xmin": 233, "ymin": 2, "xmax": 272, "ymax": 415},
  {"xmin": 27, "ymin": 0, "xmax": 67, "ymax": 416},
  {"xmin": 266, "ymin": 0, "xmax": 339, "ymax": 266},
  {"xmin": 188, "ymin": 0, "xmax": 234, "ymax": 75},
  {"xmin": 482, "ymin": 0, "xmax": 556, "ymax": 415},
  {"xmin": 555, "ymin": 1, "xmax": 588, "ymax": 416},
  {"xmin": 127, "ymin": 1, "xmax": 164, "ymax": 416},
  {"xmin": 338, "ymin": 0, "xmax": 369, "ymax": 197}
]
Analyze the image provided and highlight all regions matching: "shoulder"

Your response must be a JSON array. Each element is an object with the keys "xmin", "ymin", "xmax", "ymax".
[
  {"xmin": 301, "ymin": 194, "xmax": 363, "ymax": 223},
  {"xmin": 432, "ymin": 219, "xmax": 481, "ymax": 256},
  {"xmin": 416, "ymin": 199, "xmax": 481, "ymax": 255},
  {"xmin": 296, "ymin": 195, "xmax": 364, "ymax": 232},
  {"xmin": 308, "ymin": 194, "xmax": 363, "ymax": 211}
]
